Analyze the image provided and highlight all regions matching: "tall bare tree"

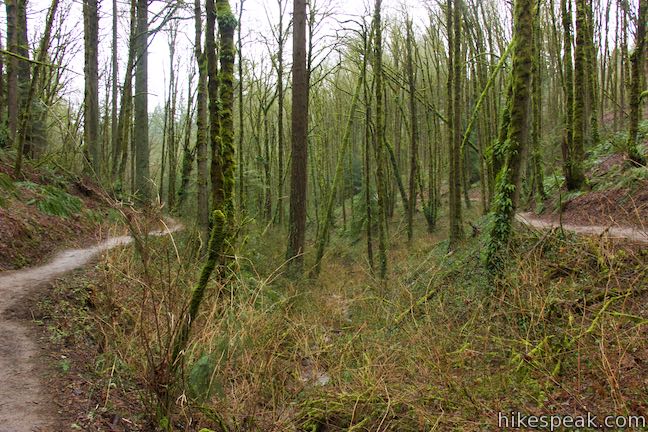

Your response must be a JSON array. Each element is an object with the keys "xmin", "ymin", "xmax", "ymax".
[
  {"xmin": 84, "ymin": 0, "xmax": 100, "ymax": 174},
  {"xmin": 286, "ymin": 0, "xmax": 309, "ymax": 273},
  {"xmin": 134, "ymin": 0, "xmax": 150, "ymax": 201}
]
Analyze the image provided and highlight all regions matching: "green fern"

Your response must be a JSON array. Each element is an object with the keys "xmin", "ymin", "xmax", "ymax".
[{"xmin": 19, "ymin": 182, "xmax": 83, "ymax": 218}]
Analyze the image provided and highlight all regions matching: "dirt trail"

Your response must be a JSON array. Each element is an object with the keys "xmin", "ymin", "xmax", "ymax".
[
  {"xmin": 516, "ymin": 212, "xmax": 648, "ymax": 244},
  {"xmin": 0, "ymin": 222, "xmax": 181, "ymax": 432}
]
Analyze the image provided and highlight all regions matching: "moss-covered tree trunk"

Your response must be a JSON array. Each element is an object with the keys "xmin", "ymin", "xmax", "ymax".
[
  {"xmin": 237, "ymin": 0, "xmax": 245, "ymax": 213},
  {"xmin": 312, "ymin": 75, "xmax": 362, "ymax": 277},
  {"xmin": 571, "ymin": 0, "xmax": 588, "ymax": 188},
  {"xmin": 363, "ymin": 23, "xmax": 375, "ymax": 271},
  {"xmin": 486, "ymin": 0, "xmax": 534, "ymax": 274},
  {"xmin": 195, "ymin": 0, "xmax": 210, "ymax": 238},
  {"xmin": 13, "ymin": 0, "xmax": 57, "ymax": 177},
  {"xmin": 491, "ymin": 78, "xmax": 512, "ymax": 185},
  {"xmin": 110, "ymin": 0, "xmax": 118, "ymax": 179},
  {"xmin": 175, "ymin": 74, "xmax": 196, "ymax": 211},
  {"xmin": 561, "ymin": 0, "xmax": 584, "ymax": 191},
  {"xmin": 585, "ymin": 1, "xmax": 599, "ymax": 146},
  {"xmin": 206, "ymin": 0, "xmax": 224, "ymax": 212},
  {"xmin": 406, "ymin": 18, "xmax": 418, "ymax": 243},
  {"xmin": 447, "ymin": 0, "xmax": 465, "ymax": 250},
  {"xmin": 216, "ymin": 0, "xmax": 237, "ymax": 219},
  {"xmin": 531, "ymin": 0, "xmax": 546, "ymax": 202},
  {"xmin": 171, "ymin": 210, "xmax": 227, "ymax": 369},
  {"xmin": 627, "ymin": 0, "xmax": 647, "ymax": 165},
  {"xmin": 373, "ymin": 0, "xmax": 389, "ymax": 280},
  {"xmin": 15, "ymin": 0, "xmax": 30, "ymax": 157},
  {"xmin": 5, "ymin": 0, "xmax": 18, "ymax": 148},
  {"xmin": 112, "ymin": 0, "xmax": 136, "ymax": 183}
]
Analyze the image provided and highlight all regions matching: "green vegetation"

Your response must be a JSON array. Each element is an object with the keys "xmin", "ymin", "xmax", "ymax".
[
  {"xmin": 20, "ymin": 182, "xmax": 83, "ymax": 218},
  {"xmin": 39, "ymin": 205, "xmax": 646, "ymax": 430}
]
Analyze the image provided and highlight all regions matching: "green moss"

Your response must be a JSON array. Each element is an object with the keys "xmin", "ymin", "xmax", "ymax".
[
  {"xmin": 216, "ymin": 0, "xmax": 237, "ymax": 221},
  {"xmin": 485, "ymin": 0, "xmax": 534, "ymax": 275}
]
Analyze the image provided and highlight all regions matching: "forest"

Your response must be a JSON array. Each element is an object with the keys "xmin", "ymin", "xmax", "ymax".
[{"xmin": 0, "ymin": 0, "xmax": 646, "ymax": 430}]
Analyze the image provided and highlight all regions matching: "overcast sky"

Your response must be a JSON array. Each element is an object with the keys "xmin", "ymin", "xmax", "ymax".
[{"xmin": 1, "ymin": 0, "xmax": 636, "ymax": 112}]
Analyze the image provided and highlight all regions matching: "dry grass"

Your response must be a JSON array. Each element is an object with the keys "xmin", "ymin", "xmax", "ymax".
[{"xmin": 76, "ymin": 207, "xmax": 648, "ymax": 431}]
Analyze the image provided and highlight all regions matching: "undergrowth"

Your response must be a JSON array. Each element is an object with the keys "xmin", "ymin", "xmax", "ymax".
[{"xmin": 52, "ymin": 212, "xmax": 647, "ymax": 431}]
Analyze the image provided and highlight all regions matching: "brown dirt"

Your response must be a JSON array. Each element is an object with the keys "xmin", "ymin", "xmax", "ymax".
[
  {"xmin": 34, "ymin": 271, "xmax": 155, "ymax": 432},
  {"xmin": 558, "ymin": 180, "xmax": 648, "ymax": 230}
]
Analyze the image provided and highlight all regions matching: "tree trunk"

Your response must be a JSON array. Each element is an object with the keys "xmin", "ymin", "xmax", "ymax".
[
  {"xmin": 571, "ymin": 0, "xmax": 588, "ymax": 189},
  {"xmin": 112, "ymin": 0, "xmax": 136, "ymax": 184},
  {"xmin": 5, "ymin": 0, "xmax": 18, "ymax": 147},
  {"xmin": 363, "ymin": 23, "xmax": 374, "ymax": 271},
  {"xmin": 486, "ymin": 0, "xmax": 534, "ymax": 273},
  {"xmin": 561, "ymin": 0, "xmax": 584, "ymax": 190},
  {"xmin": 406, "ymin": 18, "xmax": 418, "ymax": 243},
  {"xmin": 111, "ymin": 0, "xmax": 119, "ymax": 178},
  {"xmin": 84, "ymin": 0, "xmax": 100, "ymax": 175},
  {"xmin": 206, "ymin": 0, "xmax": 223, "ymax": 212},
  {"xmin": 373, "ymin": 0, "xmax": 388, "ymax": 280},
  {"xmin": 531, "ymin": 0, "xmax": 546, "ymax": 202},
  {"xmin": 16, "ymin": 0, "xmax": 30, "ymax": 157},
  {"xmin": 195, "ymin": 0, "xmax": 210, "ymax": 239},
  {"xmin": 237, "ymin": 0, "xmax": 245, "ymax": 213},
  {"xmin": 176, "ymin": 75, "xmax": 196, "ymax": 210},
  {"xmin": 275, "ymin": 0, "xmax": 287, "ymax": 225},
  {"xmin": 448, "ymin": 0, "xmax": 465, "ymax": 250},
  {"xmin": 166, "ymin": 26, "xmax": 179, "ymax": 209},
  {"xmin": 14, "ymin": 0, "xmax": 58, "ymax": 177},
  {"xmin": 286, "ymin": 0, "xmax": 309, "ymax": 274},
  {"xmin": 134, "ymin": 0, "xmax": 150, "ymax": 202},
  {"xmin": 216, "ymin": 0, "xmax": 237, "ymax": 219},
  {"xmin": 627, "ymin": 0, "xmax": 646, "ymax": 165}
]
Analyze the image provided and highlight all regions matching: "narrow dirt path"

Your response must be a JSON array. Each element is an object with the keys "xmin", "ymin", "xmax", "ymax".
[
  {"xmin": 0, "ymin": 222, "xmax": 181, "ymax": 432},
  {"xmin": 515, "ymin": 212, "xmax": 648, "ymax": 244}
]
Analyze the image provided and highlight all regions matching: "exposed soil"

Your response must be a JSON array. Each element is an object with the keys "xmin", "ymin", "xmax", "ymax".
[{"xmin": 0, "ymin": 222, "xmax": 181, "ymax": 432}]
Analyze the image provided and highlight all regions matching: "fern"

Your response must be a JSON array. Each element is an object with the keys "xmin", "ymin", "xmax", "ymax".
[{"xmin": 19, "ymin": 182, "xmax": 83, "ymax": 218}]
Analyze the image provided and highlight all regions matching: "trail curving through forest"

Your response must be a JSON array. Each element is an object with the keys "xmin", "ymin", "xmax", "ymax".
[
  {"xmin": 0, "ymin": 222, "xmax": 182, "ymax": 432},
  {"xmin": 515, "ymin": 212, "xmax": 648, "ymax": 244}
]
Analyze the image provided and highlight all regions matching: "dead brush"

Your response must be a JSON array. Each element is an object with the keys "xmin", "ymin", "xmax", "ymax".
[
  {"xmin": 86, "ymin": 210, "xmax": 646, "ymax": 431},
  {"xmin": 493, "ymin": 227, "xmax": 647, "ymax": 415},
  {"xmin": 93, "ymin": 210, "xmax": 212, "ymax": 429}
]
